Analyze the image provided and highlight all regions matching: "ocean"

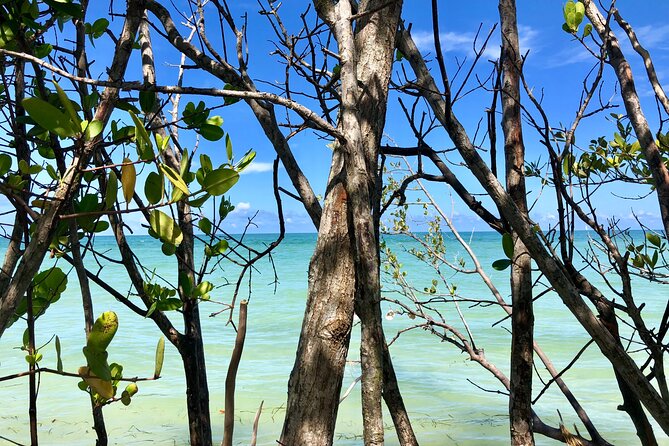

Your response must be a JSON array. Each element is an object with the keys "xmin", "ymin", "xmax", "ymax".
[{"xmin": 0, "ymin": 232, "xmax": 667, "ymax": 445}]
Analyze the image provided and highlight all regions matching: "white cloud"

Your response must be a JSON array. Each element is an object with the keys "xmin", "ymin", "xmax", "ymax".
[
  {"xmin": 240, "ymin": 162, "xmax": 273, "ymax": 174},
  {"xmin": 235, "ymin": 201, "xmax": 251, "ymax": 211},
  {"xmin": 411, "ymin": 24, "xmax": 539, "ymax": 60}
]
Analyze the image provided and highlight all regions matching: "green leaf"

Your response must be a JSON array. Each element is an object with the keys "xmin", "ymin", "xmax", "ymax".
[
  {"xmin": 200, "ymin": 154, "xmax": 213, "ymax": 173},
  {"xmin": 154, "ymin": 337, "xmax": 165, "ymax": 378},
  {"xmin": 205, "ymin": 239, "xmax": 228, "ymax": 257},
  {"xmin": 149, "ymin": 209, "xmax": 183, "ymax": 246},
  {"xmin": 155, "ymin": 133, "xmax": 170, "ymax": 152},
  {"xmin": 198, "ymin": 123, "xmax": 224, "ymax": 141},
  {"xmin": 53, "ymin": 80, "xmax": 81, "ymax": 129},
  {"xmin": 192, "ymin": 281, "xmax": 213, "ymax": 298},
  {"xmin": 139, "ymin": 90, "xmax": 156, "ymax": 114},
  {"xmin": 180, "ymin": 148, "xmax": 190, "ymax": 177},
  {"xmin": 144, "ymin": 171, "xmax": 164, "ymax": 205},
  {"xmin": 121, "ymin": 158, "xmax": 136, "ymax": 205},
  {"xmin": 226, "ymin": 134, "xmax": 233, "ymax": 161},
  {"xmin": 203, "ymin": 167, "xmax": 239, "ymax": 196},
  {"xmin": 32, "ymin": 267, "xmax": 67, "ymax": 301},
  {"xmin": 0, "ymin": 154, "xmax": 11, "ymax": 176},
  {"xmin": 83, "ymin": 346, "xmax": 111, "ymax": 381},
  {"xmin": 236, "ymin": 150, "xmax": 256, "ymax": 172},
  {"xmin": 502, "ymin": 233, "xmax": 514, "ymax": 259},
  {"xmin": 492, "ymin": 259, "xmax": 512, "ymax": 271},
  {"xmin": 156, "ymin": 298, "xmax": 182, "ymax": 311},
  {"xmin": 129, "ymin": 110, "xmax": 153, "ymax": 160},
  {"xmin": 22, "ymin": 97, "xmax": 77, "ymax": 138},
  {"xmin": 84, "ymin": 119, "xmax": 104, "ymax": 140},
  {"xmin": 105, "ymin": 170, "xmax": 118, "ymax": 209},
  {"xmin": 583, "ymin": 23, "xmax": 592, "ymax": 38},
  {"xmin": 159, "ymin": 163, "xmax": 190, "ymax": 196},
  {"xmin": 55, "ymin": 336, "xmax": 63, "ymax": 372},
  {"xmin": 198, "ymin": 217, "xmax": 212, "ymax": 235},
  {"xmin": 646, "ymin": 232, "xmax": 662, "ymax": 248},
  {"xmin": 223, "ymin": 84, "xmax": 241, "ymax": 105},
  {"xmin": 188, "ymin": 193, "xmax": 210, "ymax": 208},
  {"xmin": 34, "ymin": 43, "xmax": 53, "ymax": 59},
  {"xmin": 43, "ymin": 0, "xmax": 83, "ymax": 18}
]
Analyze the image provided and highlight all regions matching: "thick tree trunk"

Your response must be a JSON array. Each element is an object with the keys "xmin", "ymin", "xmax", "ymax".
[
  {"xmin": 280, "ymin": 181, "xmax": 356, "ymax": 446},
  {"xmin": 499, "ymin": 1, "xmax": 535, "ymax": 444}
]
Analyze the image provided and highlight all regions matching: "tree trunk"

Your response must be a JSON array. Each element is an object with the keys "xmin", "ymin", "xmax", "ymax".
[
  {"xmin": 280, "ymin": 181, "xmax": 356, "ymax": 446},
  {"xmin": 499, "ymin": 0, "xmax": 535, "ymax": 444},
  {"xmin": 180, "ymin": 319, "xmax": 213, "ymax": 446},
  {"xmin": 583, "ymin": 0, "xmax": 669, "ymax": 238}
]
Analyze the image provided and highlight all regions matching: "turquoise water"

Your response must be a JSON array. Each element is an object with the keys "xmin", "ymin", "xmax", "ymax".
[{"xmin": 0, "ymin": 232, "xmax": 667, "ymax": 445}]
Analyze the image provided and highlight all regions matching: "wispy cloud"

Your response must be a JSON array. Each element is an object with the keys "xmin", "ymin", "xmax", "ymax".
[
  {"xmin": 632, "ymin": 24, "xmax": 669, "ymax": 51},
  {"xmin": 240, "ymin": 161, "xmax": 273, "ymax": 174},
  {"xmin": 411, "ymin": 24, "xmax": 540, "ymax": 60}
]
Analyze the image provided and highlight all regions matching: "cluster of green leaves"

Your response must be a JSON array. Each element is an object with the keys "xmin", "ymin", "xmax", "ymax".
[
  {"xmin": 77, "ymin": 312, "xmax": 163, "ymax": 406},
  {"xmin": 144, "ymin": 281, "xmax": 182, "ymax": 316},
  {"xmin": 552, "ymin": 115, "xmax": 662, "ymax": 184},
  {"xmin": 627, "ymin": 232, "xmax": 666, "ymax": 271},
  {"xmin": 23, "ymin": 81, "xmax": 103, "ymax": 141},
  {"xmin": 562, "ymin": 0, "xmax": 592, "ymax": 38},
  {"xmin": 9, "ymin": 267, "xmax": 68, "ymax": 331}
]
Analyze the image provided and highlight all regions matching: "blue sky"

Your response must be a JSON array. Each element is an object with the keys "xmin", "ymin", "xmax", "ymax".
[
  {"xmin": 212, "ymin": 1, "xmax": 669, "ymax": 233},
  {"xmin": 4, "ymin": 1, "xmax": 669, "ymax": 234}
]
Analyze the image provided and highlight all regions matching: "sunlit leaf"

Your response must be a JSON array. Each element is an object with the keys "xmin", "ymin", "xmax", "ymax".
[
  {"xmin": 159, "ymin": 163, "xmax": 190, "ymax": 196},
  {"xmin": 121, "ymin": 158, "xmax": 136, "ymax": 205},
  {"xmin": 203, "ymin": 167, "xmax": 239, "ymax": 196},
  {"xmin": 22, "ymin": 97, "xmax": 77, "ymax": 138},
  {"xmin": 53, "ymin": 80, "xmax": 81, "ymax": 129},
  {"xmin": 198, "ymin": 123, "xmax": 224, "ymax": 141},
  {"xmin": 149, "ymin": 209, "xmax": 183, "ymax": 246},
  {"xmin": 154, "ymin": 337, "xmax": 165, "ymax": 378}
]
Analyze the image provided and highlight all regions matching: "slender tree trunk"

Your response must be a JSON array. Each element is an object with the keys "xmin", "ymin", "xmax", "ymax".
[
  {"xmin": 499, "ymin": 1, "xmax": 534, "ymax": 444},
  {"xmin": 382, "ymin": 341, "xmax": 418, "ymax": 445},
  {"xmin": 68, "ymin": 219, "xmax": 108, "ymax": 445},
  {"xmin": 583, "ymin": 0, "xmax": 669, "ymax": 238}
]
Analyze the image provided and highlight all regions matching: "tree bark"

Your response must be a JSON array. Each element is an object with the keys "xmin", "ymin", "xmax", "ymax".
[
  {"xmin": 499, "ymin": 1, "xmax": 535, "ymax": 444},
  {"xmin": 280, "ymin": 181, "xmax": 356, "ymax": 446}
]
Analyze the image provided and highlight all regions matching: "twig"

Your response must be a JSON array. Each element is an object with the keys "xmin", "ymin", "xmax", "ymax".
[
  {"xmin": 250, "ymin": 400, "xmax": 263, "ymax": 446},
  {"xmin": 222, "ymin": 300, "xmax": 248, "ymax": 446}
]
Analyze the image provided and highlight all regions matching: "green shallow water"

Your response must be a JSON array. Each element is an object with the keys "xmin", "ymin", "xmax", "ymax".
[{"xmin": 0, "ymin": 232, "xmax": 667, "ymax": 445}]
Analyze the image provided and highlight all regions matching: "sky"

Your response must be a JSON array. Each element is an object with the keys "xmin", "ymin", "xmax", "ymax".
[{"xmin": 4, "ymin": 1, "xmax": 669, "ymax": 235}]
